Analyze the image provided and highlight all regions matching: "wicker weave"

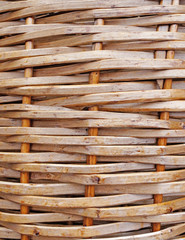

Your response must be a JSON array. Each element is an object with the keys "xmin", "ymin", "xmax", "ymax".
[{"xmin": 1, "ymin": 0, "xmax": 185, "ymax": 239}]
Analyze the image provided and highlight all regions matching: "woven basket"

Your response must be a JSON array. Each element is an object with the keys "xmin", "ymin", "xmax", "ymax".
[{"xmin": 1, "ymin": 0, "xmax": 185, "ymax": 239}]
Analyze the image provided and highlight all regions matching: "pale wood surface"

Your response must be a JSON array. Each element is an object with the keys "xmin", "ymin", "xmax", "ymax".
[{"xmin": 1, "ymin": 0, "xmax": 185, "ymax": 239}]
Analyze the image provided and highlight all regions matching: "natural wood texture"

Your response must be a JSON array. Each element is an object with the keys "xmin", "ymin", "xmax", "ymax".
[
  {"xmin": 37, "ymin": 5, "xmax": 185, "ymax": 23},
  {"xmin": 0, "ymin": 0, "xmax": 185, "ymax": 239}
]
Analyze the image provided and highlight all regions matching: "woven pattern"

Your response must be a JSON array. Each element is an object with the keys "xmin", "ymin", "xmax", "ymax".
[{"xmin": 1, "ymin": 0, "xmax": 185, "ymax": 239}]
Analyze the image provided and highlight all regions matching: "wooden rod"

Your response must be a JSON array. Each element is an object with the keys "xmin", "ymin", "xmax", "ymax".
[
  {"xmin": 152, "ymin": 0, "xmax": 179, "ymax": 232},
  {"xmin": 20, "ymin": 17, "xmax": 34, "ymax": 240},
  {"xmin": 83, "ymin": 18, "xmax": 104, "ymax": 227}
]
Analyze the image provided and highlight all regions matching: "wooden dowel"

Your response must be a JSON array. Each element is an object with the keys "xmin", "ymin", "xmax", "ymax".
[
  {"xmin": 83, "ymin": 18, "xmax": 104, "ymax": 227},
  {"xmin": 152, "ymin": 0, "xmax": 179, "ymax": 232},
  {"xmin": 20, "ymin": 16, "xmax": 34, "ymax": 240}
]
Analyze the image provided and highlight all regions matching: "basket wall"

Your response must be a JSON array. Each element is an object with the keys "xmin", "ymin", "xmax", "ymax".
[{"xmin": 0, "ymin": 0, "xmax": 185, "ymax": 239}]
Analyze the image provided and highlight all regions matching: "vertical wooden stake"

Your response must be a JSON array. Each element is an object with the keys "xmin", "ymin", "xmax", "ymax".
[
  {"xmin": 152, "ymin": 0, "xmax": 179, "ymax": 232},
  {"xmin": 20, "ymin": 16, "xmax": 34, "ymax": 240},
  {"xmin": 83, "ymin": 18, "xmax": 104, "ymax": 227}
]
